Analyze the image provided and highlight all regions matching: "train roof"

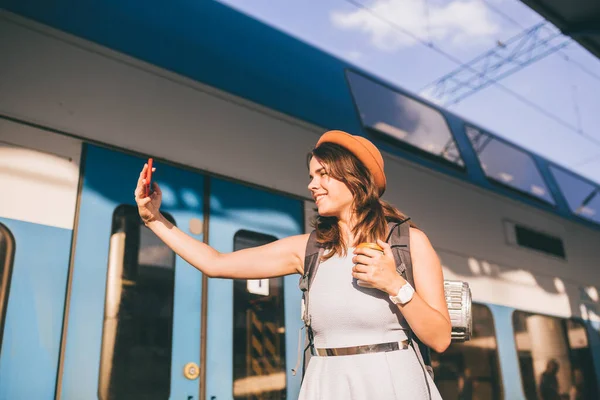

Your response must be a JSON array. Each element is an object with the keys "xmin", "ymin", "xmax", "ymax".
[{"xmin": 4, "ymin": 0, "xmax": 600, "ymax": 231}]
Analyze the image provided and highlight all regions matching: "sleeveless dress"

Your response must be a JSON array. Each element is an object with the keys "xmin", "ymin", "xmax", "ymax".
[{"xmin": 298, "ymin": 248, "xmax": 443, "ymax": 400}]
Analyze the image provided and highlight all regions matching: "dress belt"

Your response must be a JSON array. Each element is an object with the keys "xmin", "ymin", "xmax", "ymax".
[{"xmin": 312, "ymin": 340, "xmax": 410, "ymax": 357}]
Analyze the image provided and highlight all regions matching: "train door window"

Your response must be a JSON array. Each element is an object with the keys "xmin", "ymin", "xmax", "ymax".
[
  {"xmin": 98, "ymin": 205, "xmax": 177, "ymax": 400},
  {"xmin": 346, "ymin": 70, "xmax": 466, "ymax": 168},
  {"xmin": 465, "ymin": 126, "xmax": 555, "ymax": 205},
  {"xmin": 431, "ymin": 304, "xmax": 503, "ymax": 400},
  {"xmin": 232, "ymin": 230, "xmax": 286, "ymax": 400},
  {"xmin": 0, "ymin": 223, "xmax": 15, "ymax": 351},
  {"xmin": 565, "ymin": 319, "xmax": 597, "ymax": 400},
  {"xmin": 513, "ymin": 312, "xmax": 598, "ymax": 400}
]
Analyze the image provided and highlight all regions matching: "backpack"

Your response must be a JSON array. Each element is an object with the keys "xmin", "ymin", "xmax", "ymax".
[{"xmin": 293, "ymin": 218, "xmax": 472, "ymax": 390}]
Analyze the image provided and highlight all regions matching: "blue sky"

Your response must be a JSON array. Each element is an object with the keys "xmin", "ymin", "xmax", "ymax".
[{"xmin": 217, "ymin": 0, "xmax": 600, "ymax": 186}]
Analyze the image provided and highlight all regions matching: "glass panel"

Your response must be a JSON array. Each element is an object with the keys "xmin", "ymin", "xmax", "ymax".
[
  {"xmin": 346, "ymin": 70, "xmax": 465, "ymax": 167},
  {"xmin": 549, "ymin": 165, "xmax": 600, "ymax": 224},
  {"xmin": 513, "ymin": 312, "xmax": 598, "ymax": 400},
  {"xmin": 566, "ymin": 319, "xmax": 597, "ymax": 400},
  {"xmin": 466, "ymin": 126, "xmax": 555, "ymax": 204},
  {"xmin": 99, "ymin": 205, "xmax": 177, "ymax": 400},
  {"xmin": 232, "ymin": 230, "xmax": 286, "ymax": 400},
  {"xmin": 432, "ymin": 304, "xmax": 503, "ymax": 400},
  {"xmin": 0, "ymin": 223, "xmax": 15, "ymax": 351}
]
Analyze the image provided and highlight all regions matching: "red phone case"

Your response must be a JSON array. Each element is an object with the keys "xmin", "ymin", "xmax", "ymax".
[{"xmin": 146, "ymin": 158, "xmax": 153, "ymax": 196}]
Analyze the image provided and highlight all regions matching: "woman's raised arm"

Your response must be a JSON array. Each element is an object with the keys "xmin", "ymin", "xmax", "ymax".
[
  {"xmin": 135, "ymin": 163, "xmax": 308, "ymax": 279},
  {"xmin": 148, "ymin": 217, "xmax": 308, "ymax": 278}
]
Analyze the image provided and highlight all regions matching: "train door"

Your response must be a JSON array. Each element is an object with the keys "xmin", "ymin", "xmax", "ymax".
[
  {"xmin": 0, "ymin": 120, "xmax": 81, "ymax": 399},
  {"xmin": 60, "ymin": 144, "xmax": 206, "ymax": 399},
  {"xmin": 205, "ymin": 178, "xmax": 304, "ymax": 400}
]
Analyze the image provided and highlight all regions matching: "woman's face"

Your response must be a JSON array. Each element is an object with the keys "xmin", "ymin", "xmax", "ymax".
[{"xmin": 308, "ymin": 156, "xmax": 354, "ymax": 218}]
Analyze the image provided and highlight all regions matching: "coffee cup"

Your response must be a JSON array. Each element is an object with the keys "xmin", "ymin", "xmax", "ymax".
[{"xmin": 354, "ymin": 242, "xmax": 384, "ymax": 288}]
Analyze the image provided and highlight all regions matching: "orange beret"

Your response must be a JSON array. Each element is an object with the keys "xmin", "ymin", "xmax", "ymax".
[{"xmin": 316, "ymin": 130, "xmax": 386, "ymax": 196}]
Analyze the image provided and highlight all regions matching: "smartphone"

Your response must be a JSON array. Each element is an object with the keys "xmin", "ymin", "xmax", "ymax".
[{"xmin": 145, "ymin": 158, "xmax": 153, "ymax": 197}]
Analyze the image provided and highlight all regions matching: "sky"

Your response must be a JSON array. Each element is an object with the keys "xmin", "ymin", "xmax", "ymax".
[{"xmin": 216, "ymin": 0, "xmax": 600, "ymax": 186}]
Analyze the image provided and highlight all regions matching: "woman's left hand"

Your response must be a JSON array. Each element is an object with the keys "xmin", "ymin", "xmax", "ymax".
[{"xmin": 352, "ymin": 239, "xmax": 406, "ymax": 295}]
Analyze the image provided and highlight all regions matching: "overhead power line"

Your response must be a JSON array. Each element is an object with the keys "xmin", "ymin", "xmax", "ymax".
[
  {"xmin": 421, "ymin": 22, "xmax": 570, "ymax": 105},
  {"xmin": 575, "ymin": 153, "xmax": 600, "ymax": 167},
  {"xmin": 479, "ymin": 0, "xmax": 600, "ymax": 83},
  {"xmin": 479, "ymin": 0, "xmax": 600, "ymax": 170},
  {"xmin": 342, "ymin": 0, "xmax": 600, "ymax": 149}
]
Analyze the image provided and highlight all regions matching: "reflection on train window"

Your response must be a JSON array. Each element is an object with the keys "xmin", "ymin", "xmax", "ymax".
[
  {"xmin": 466, "ymin": 126, "xmax": 555, "ymax": 205},
  {"xmin": 513, "ymin": 312, "xmax": 598, "ymax": 400},
  {"xmin": 346, "ymin": 70, "xmax": 465, "ymax": 168},
  {"xmin": 549, "ymin": 165, "xmax": 600, "ymax": 225},
  {"xmin": 232, "ymin": 230, "xmax": 286, "ymax": 400},
  {"xmin": 431, "ymin": 304, "xmax": 503, "ymax": 400},
  {"xmin": 98, "ymin": 205, "xmax": 177, "ymax": 400},
  {"xmin": 0, "ymin": 223, "xmax": 15, "ymax": 351}
]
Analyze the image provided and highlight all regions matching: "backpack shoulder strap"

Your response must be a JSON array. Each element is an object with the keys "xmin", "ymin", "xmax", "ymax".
[
  {"xmin": 294, "ymin": 230, "xmax": 323, "ymax": 379},
  {"xmin": 387, "ymin": 218, "xmax": 413, "ymax": 286},
  {"xmin": 306, "ymin": 230, "xmax": 323, "ymax": 288},
  {"xmin": 299, "ymin": 230, "xmax": 322, "ymax": 293},
  {"xmin": 387, "ymin": 219, "xmax": 435, "ymax": 390}
]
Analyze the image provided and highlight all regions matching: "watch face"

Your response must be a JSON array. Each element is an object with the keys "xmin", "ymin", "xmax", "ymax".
[
  {"xmin": 399, "ymin": 284, "xmax": 414, "ymax": 304},
  {"xmin": 390, "ymin": 284, "xmax": 414, "ymax": 304}
]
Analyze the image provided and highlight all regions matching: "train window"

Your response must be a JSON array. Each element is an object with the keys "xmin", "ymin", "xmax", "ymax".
[
  {"xmin": 431, "ymin": 304, "xmax": 503, "ymax": 400},
  {"xmin": 513, "ymin": 311, "xmax": 598, "ymax": 400},
  {"xmin": 346, "ymin": 70, "xmax": 465, "ymax": 168},
  {"xmin": 98, "ymin": 205, "xmax": 177, "ymax": 400},
  {"xmin": 0, "ymin": 223, "xmax": 15, "ymax": 351},
  {"xmin": 232, "ymin": 230, "xmax": 286, "ymax": 400},
  {"xmin": 466, "ymin": 126, "xmax": 555, "ymax": 205},
  {"xmin": 549, "ymin": 165, "xmax": 600, "ymax": 225}
]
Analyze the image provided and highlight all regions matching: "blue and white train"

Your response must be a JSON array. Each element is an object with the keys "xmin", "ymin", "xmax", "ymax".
[{"xmin": 1, "ymin": 1, "xmax": 600, "ymax": 399}]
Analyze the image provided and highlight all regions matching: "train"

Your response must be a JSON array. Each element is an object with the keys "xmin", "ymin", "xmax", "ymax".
[{"xmin": 1, "ymin": 1, "xmax": 600, "ymax": 399}]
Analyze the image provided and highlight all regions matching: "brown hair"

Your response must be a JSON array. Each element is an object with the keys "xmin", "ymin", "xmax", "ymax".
[{"xmin": 308, "ymin": 142, "xmax": 417, "ymax": 260}]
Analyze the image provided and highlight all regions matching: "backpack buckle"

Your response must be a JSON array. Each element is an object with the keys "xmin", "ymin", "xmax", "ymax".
[{"xmin": 299, "ymin": 274, "xmax": 309, "ymax": 291}]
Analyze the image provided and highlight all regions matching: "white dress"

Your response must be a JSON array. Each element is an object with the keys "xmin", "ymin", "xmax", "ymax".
[{"xmin": 298, "ymin": 249, "xmax": 443, "ymax": 400}]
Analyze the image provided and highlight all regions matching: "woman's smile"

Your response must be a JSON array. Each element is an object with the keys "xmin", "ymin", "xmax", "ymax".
[{"xmin": 314, "ymin": 193, "xmax": 326, "ymax": 205}]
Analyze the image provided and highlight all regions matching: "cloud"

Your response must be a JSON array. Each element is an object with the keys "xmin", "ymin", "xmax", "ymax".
[{"xmin": 331, "ymin": 0, "xmax": 501, "ymax": 51}]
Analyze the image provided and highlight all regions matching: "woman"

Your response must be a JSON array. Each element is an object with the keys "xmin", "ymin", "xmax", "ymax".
[{"xmin": 135, "ymin": 130, "xmax": 450, "ymax": 399}]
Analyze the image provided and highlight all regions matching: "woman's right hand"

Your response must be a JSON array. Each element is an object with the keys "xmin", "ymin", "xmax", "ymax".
[{"xmin": 134, "ymin": 163, "xmax": 162, "ymax": 225}]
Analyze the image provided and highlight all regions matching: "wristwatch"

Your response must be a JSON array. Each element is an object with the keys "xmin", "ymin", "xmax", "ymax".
[{"xmin": 389, "ymin": 282, "xmax": 415, "ymax": 305}]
